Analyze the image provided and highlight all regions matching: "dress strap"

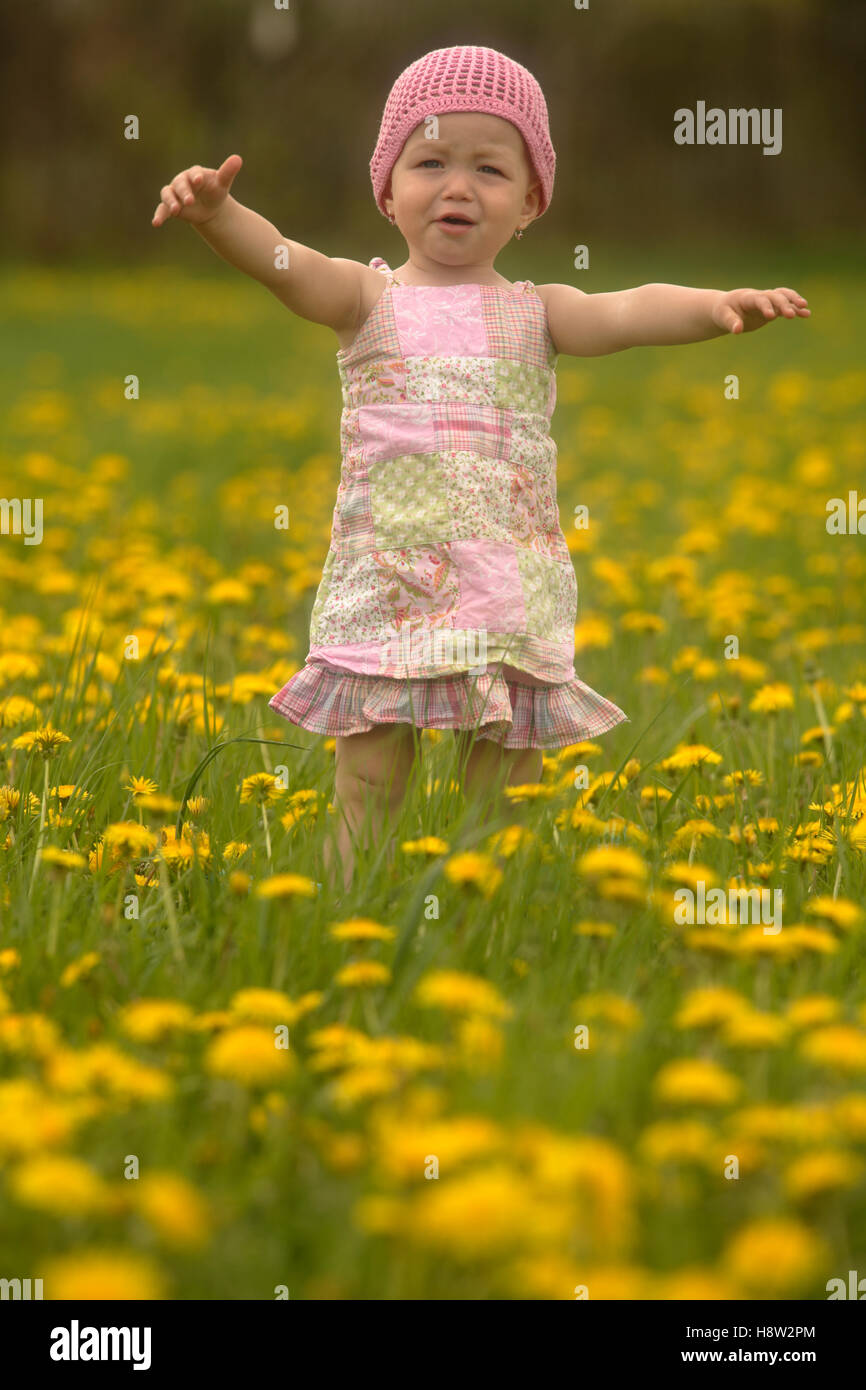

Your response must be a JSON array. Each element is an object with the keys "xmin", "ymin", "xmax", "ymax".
[
  {"xmin": 518, "ymin": 278, "xmax": 536, "ymax": 294},
  {"xmin": 369, "ymin": 256, "xmax": 400, "ymax": 286}
]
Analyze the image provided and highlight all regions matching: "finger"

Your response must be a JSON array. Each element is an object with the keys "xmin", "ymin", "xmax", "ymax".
[
  {"xmin": 152, "ymin": 196, "xmax": 175, "ymax": 226},
  {"xmin": 174, "ymin": 173, "xmax": 196, "ymax": 206},
  {"xmin": 757, "ymin": 293, "xmax": 776, "ymax": 318},
  {"xmin": 775, "ymin": 287, "xmax": 808, "ymax": 305},
  {"xmin": 767, "ymin": 290, "xmax": 796, "ymax": 317},
  {"xmin": 722, "ymin": 310, "xmax": 742, "ymax": 333},
  {"xmin": 159, "ymin": 183, "xmax": 182, "ymax": 217},
  {"xmin": 776, "ymin": 287, "xmax": 810, "ymax": 315},
  {"xmin": 217, "ymin": 154, "xmax": 242, "ymax": 185}
]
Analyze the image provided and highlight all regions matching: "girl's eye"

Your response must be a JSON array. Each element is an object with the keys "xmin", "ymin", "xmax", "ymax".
[{"xmin": 418, "ymin": 160, "xmax": 503, "ymax": 175}]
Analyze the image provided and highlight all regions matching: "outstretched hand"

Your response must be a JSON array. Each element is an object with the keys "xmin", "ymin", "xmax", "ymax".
[
  {"xmin": 713, "ymin": 286, "xmax": 810, "ymax": 335},
  {"xmin": 152, "ymin": 154, "xmax": 243, "ymax": 228}
]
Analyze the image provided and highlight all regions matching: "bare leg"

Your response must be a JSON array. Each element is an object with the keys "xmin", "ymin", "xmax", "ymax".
[
  {"xmin": 323, "ymin": 724, "xmax": 420, "ymax": 895},
  {"xmin": 455, "ymin": 730, "xmax": 544, "ymax": 818}
]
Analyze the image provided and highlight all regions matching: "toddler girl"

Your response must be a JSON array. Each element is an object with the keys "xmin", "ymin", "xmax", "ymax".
[{"xmin": 152, "ymin": 44, "xmax": 808, "ymax": 896}]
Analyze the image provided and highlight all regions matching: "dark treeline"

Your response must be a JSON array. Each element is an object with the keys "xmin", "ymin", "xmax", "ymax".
[{"xmin": 3, "ymin": 0, "xmax": 864, "ymax": 261}]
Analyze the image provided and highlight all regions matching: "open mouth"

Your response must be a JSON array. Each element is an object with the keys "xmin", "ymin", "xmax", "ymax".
[{"xmin": 438, "ymin": 215, "xmax": 474, "ymax": 225}]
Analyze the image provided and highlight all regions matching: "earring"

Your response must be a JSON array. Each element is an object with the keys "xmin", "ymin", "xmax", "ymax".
[
  {"xmin": 387, "ymin": 213, "xmax": 395, "ymax": 224},
  {"xmin": 514, "ymin": 226, "xmax": 524, "ymax": 240}
]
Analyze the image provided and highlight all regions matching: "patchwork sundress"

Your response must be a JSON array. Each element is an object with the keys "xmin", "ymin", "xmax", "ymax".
[{"xmin": 268, "ymin": 256, "xmax": 629, "ymax": 749}]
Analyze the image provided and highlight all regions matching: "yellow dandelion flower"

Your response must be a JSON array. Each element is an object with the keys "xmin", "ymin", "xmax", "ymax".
[
  {"xmin": 749, "ymin": 682, "xmax": 795, "ymax": 714},
  {"xmin": 668, "ymin": 819, "xmax": 721, "ymax": 853},
  {"xmin": 723, "ymin": 1218, "xmax": 828, "ymax": 1295},
  {"xmin": 228, "ymin": 870, "xmax": 251, "ymax": 895},
  {"xmin": 573, "ymin": 919, "xmax": 617, "ymax": 938},
  {"xmin": 125, "ymin": 775, "xmax": 158, "ymax": 799},
  {"xmin": 158, "ymin": 825, "xmax": 211, "ymax": 868},
  {"xmin": 0, "ymin": 694, "xmax": 41, "ymax": 727},
  {"xmin": 44, "ymin": 1249, "xmax": 167, "ymax": 1300},
  {"xmin": 719, "ymin": 1010, "xmax": 790, "ymax": 1049},
  {"xmin": 664, "ymin": 862, "xmax": 720, "ymax": 890},
  {"xmin": 134, "ymin": 1172, "xmax": 211, "ymax": 1248},
  {"xmin": 804, "ymin": 896, "xmax": 863, "ymax": 931},
  {"xmin": 0, "ymin": 1012, "xmax": 60, "ymax": 1057},
  {"xmin": 785, "ymin": 995, "xmax": 842, "ymax": 1029},
  {"xmin": 253, "ymin": 873, "xmax": 317, "ymax": 899},
  {"xmin": 229, "ymin": 988, "xmax": 295, "ymax": 1023},
  {"xmin": 653, "ymin": 1058, "xmax": 741, "ymax": 1106},
  {"xmin": 639, "ymin": 784, "xmax": 672, "ymax": 806},
  {"xmin": 800, "ymin": 1025, "xmax": 866, "ymax": 1074},
  {"xmin": 621, "ymin": 610, "xmax": 666, "ymax": 635},
  {"xmin": 573, "ymin": 992, "xmax": 642, "ymax": 1031},
  {"xmin": 38, "ymin": 846, "xmax": 87, "ymax": 871},
  {"xmin": 783, "ymin": 1149, "xmax": 864, "ymax": 1202},
  {"xmin": 44, "ymin": 1043, "xmax": 173, "ymax": 1102},
  {"xmin": 401, "ymin": 836, "xmax": 450, "ymax": 856},
  {"xmin": 335, "ymin": 961, "xmax": 391, "ymax": 989},
  {"xmin": 59, "ymin": 951, "xmax": 101, "ymax": 988},
  {"xmin": 223, "ymin": 840, "xmax": 250, "ymax": 861},
  {"xmin": 831, "ymin": 1094, "xmax": 866, "ymax": 1141},
  {"xmin": 329, "ymin": 919, "xmax": 397, "ymax": 942},
  {"xmin": 660, "ymin": 744, "xmax": 723, "ymax": 772},
  {"xmin": 485, "ymin": 824, "xmax": 541, "ymax": 857},
  {"xmin": 720, "ymin": 766, "xmax": 762, "ymax": 789},
  {"xmin": 783, "ymin": 925, "xmax": 839, "ymax": 955},
  {"xmin": 414, "ymin": 969, "xmax": 512, "ymax": 1020},
  {"xmin": 406, "ymin": 1164, "xmax": 563, "ymax": 1259},
  {"xmin": 189, "ymin": 1010, "xmax": 235, "ymax": 1033},
  {"xmin": 674, "ymin": 987, "xmax": 751, "ymax": 1029},
  {"xmin": 577, "ymin": 845, "xmax": 648, "ymax": 882},
  {"xmin": 373, "ymin": 1114, "xmax": 504, "ymax": 1182},
  {"xmin": 0, "ymin": 1079, "xmax": 87, "ymax": 1158},
  {"xmin": 443, "ymin": 851, "xmax": 503, "ymax": 897},
  {"xmin": 205, "ymin": 1025, "xmax": 293, "ymax": 1086},
  {"xmin": 9, "ymin": 1154, "xmax": 112, "ymax": 1216},
  {"xmin": 15, "ymin": 725, "xmax": 72, "ymax": 759},
  {"xmin": 117, "ymin": 998, "xmax": 194, "ymax": 1043},
  {"xmin": 0, "ymin": 949, "xmax": 21, "ymax": 974},
  {"xmin": 239, "ymin": 772, "xmax": 283, "ymax": 806},
  {"xmin": 332, "ymin": 1065, "xmax": 401, "ymax": 1108},
  {"xmin": 454, "ymin": 1015, "xmax": 506, "ymax": 1072},
  {"xmin": 103, "ymin": 821, "xmax": 158, "ymax": 858},
  {"xmin": 638, "ymin": 1119, "xmax": 717, "ymax": 1166}
]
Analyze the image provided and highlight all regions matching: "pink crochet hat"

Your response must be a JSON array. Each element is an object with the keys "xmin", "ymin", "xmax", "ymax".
[{"xmin": 370, "ymin": 45, "xmax": 555, "ymax": 221}]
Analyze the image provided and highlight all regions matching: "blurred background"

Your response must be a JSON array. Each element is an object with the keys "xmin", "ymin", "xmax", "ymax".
[{"xmin": 3, "ymin": 0, "xmax": 864, "ymax": 266}]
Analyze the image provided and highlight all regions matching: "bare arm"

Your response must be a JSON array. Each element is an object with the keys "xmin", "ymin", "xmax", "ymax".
[
  {"xmin": 543, "ymin": 282, "xmax": 810, "ymax": 357},
  {"xmin": 152, "ymin": 155, "xmax": 362, "ymax": 335},
  {"xmin": 194, "ymin": 197, "xmax": 362, "ymax": 334}
]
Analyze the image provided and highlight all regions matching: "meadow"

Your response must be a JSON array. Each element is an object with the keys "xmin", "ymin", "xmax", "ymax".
[{"xmin": 0, "ymin": 251, "xmax": 864, "ymax": 1300}]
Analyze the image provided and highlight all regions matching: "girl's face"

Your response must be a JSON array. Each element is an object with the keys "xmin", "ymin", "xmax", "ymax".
[{"xmin": 384, "ymin": 113, "xmax": 542, "ymax": 272}]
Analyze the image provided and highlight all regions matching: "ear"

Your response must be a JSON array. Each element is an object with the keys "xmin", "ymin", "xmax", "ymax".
[{"xmin": 522, "ymin": 177, "xmax": 543, "ymax": 221}]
